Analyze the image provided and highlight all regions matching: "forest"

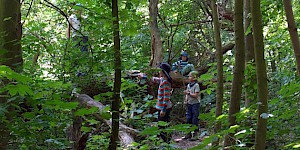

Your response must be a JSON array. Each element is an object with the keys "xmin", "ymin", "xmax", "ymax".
[{"xmin": 0, "ymin": 0, "xmax": 300, "ymax": 149}]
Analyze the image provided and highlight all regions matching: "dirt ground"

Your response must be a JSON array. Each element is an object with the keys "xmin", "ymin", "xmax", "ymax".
[
  {"xmin": 171, "ymin": 129, "xmax": 210, "ymax": 150},
  {"xmin": 172, "ymin": 135, "xmax": 201, "ymax": 149}
]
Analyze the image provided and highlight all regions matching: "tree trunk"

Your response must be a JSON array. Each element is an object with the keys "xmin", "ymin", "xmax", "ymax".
[
  {"xmin": 109, "ymin": 0, "xmax": 121, "ymax": 149},
  {"xmin": 211, "ymin": 0, "xmax": 224, "ymax": 147},
  {"xmin": 0, "ymin": 0, "xmax": 22, "ymax": 70},
  {"xmin": 224, "ymin": 0, "xmax": 245, "ymax": 147},
  {"xmin": 149, "ymin": 0, "xmax": 163, "ymax": 67},
  {"xmin": 283, "ymin": 0, "xmax": 300, "ymax": 77},
  {"xmin": 68, "ymin": 115, "xmax": 83, "ymax": 150},
  {"xmin": 0, "ymin": 0, "xmax": 22, "ymax": 149},
  {"xmin": 244, "ymin": 0, "xmax": 255, "ymax": 107},
  {"xmin": 251, "ymin": 0, "xmax": 268, "ymax": 149}
]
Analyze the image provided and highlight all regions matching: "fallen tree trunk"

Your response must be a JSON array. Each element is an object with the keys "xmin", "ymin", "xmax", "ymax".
[{"xmin": 74, "ymin": 93, "xmax": 139, "ymax": 148}]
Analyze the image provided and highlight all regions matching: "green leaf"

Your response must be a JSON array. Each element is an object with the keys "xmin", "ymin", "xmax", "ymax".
[
  {"xmin": 227, "ymin": 125, "xmax": 240, "ymax": 134},
  {"xmin": 18, "ymin": 84, "xmax": 34, "ymax": 96},
  {"xmin": 138, "ymin": 144, "xmax": 149, "ymax": 150},
  {"xmin": 206, "ymin": 88, "xmax": 212, "ymax": 95},
  {"xmin": 141, "ymin": 126, "xmax": 160, "ymax": 135},
  {"xmin": 60, "ymin": 102, "xmax": 79, "ymax": 110},
  {"xmin": 87, "ymin": 119, "xmax": 99, "ymax": 125},
  {"xmin": 74, "ymin": 107, "xmax": 99, "ymax": 116},
  {"xmin": 23, "ymin": 112, "xmax": 35, "ymax": 119},
  {"xmin": 0, "ymin": 105, "xmax": 8, "ymax": 116},
  {"xmin": 81, "ymin": 126, "xmax": 92, "ymax": 133},
  {"xmin": 165, "ymin": 124, "xmax": 193, "ymax": 133},
  {"xmin": 157, "ymin": 121, "xmax": 169, "ymax": 127},
  {"xmin": 245, "ymin": 21, "xmax": 252, "ymax": 36},
  {"xmin": 100, "ymin": 106, "xmax": 111, "ymax": 119},
  {"xmin": 6, "ymin": 85, "xmax": 18, "ymax": 96},
  {"xmin": 200, "ymin": 73, "xmax": 211, "ymax": 80},
  {"xmin": 100, "ymin": 111, "xmax": 112, "ymax": 120}
]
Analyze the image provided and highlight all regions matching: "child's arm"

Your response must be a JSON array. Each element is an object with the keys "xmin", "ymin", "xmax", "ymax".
[
  {"xmin": 152, "ymin": 77, "xmax": 161, "ymax": 84},
  {"xmin": 189, "ymin": 92, "xmax": 199, "ymax": 98},
  {"xmin": 172, "ymin": 60, "xmax": 180, "ymax": 71}
]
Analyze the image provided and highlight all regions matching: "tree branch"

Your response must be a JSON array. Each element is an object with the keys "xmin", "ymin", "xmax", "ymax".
[
  {"xmin": 74, "ymin": 93, "xmax": 139, "ymax": 147},
  {"xmin": 21, "ymin": 0, "xmax": 34, "ymax": 26}
]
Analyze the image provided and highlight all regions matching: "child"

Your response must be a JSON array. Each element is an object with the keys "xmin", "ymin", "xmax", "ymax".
[
  {"xmin": 183, "ymin": 71, "xmax": 200, "ymax": 141},
  {"xmin": 139, "ymin": 63, "xmax": 173, "ymax": 143},
  {"xmin": 67, "ymin": 3, "xmax": 89, "ymax": 53},
  {"xmin": 172, "ymin": 51, "xmax": 195, "ymax": 76}
]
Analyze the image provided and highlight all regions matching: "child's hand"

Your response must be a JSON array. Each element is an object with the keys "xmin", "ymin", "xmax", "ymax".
[
  {"xmin": 184, "ymin": 90, "xmax": 190, "ymax": 95},
  {"xmin": 138, "ymin": 73, "xmax": 144, "ymax": 79},
  {"xmin": 160, "ymin": 111, "xmax": 166, "ymax": 117}
]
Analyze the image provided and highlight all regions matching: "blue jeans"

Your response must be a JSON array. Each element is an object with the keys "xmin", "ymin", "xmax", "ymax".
[{"xmin": 186, "ymin": 103, "xmax": 200, "ymax": 129}]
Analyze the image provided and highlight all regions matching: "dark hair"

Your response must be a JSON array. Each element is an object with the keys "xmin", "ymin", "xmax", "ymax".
[
  {"xmin": 160, "ymin": 63, "xmax": 172, "ymax": 83},
  {"xmin": 179, "ymin": 51, "xmax": 189, "ymax": 61}
]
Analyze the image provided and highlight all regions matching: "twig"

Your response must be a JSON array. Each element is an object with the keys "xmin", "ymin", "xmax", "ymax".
[{"xmin": 21, "ymin": 0, "xmax": 34, "ymax": 26}]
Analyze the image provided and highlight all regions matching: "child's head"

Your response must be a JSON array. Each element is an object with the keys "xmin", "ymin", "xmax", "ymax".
[
  {"xmin": 188, "ymin": 71, "xmax": 198, "ymax": 82},
  {"xmin": 180, "ymin": 51, "xmax": 189, "ymax": 62},
  {"xmin": 159, "ymin": 63, "xmax": 172, "ymax": 83}
]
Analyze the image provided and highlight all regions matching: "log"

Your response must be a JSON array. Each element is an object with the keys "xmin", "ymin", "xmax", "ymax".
[
  {"xmin": 169, "ymin": 72, "xmax": 189, "ymax": 88},
  {"xmin": 74, "ymin": 93, "xmax": 139, "ymax": 147}
]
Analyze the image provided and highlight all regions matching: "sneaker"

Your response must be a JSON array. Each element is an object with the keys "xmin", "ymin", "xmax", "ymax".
[
  {"xmin": 182, "ymin": 133, "xmax": 192, "ymax": 139},
  {"xmin": 189, "ymin": 132, "xmax": 199, "ymax": 141}
]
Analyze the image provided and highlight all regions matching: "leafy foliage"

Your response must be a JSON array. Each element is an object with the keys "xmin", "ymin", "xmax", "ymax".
[{"xmin": 1, "ymin": 0, "xmax": 300, "ymax": 149}]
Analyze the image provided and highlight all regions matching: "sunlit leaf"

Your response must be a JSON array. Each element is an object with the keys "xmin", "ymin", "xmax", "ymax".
[{"xmin": 158, "ymin": 121, "xmax": 169, "ymax": 126}]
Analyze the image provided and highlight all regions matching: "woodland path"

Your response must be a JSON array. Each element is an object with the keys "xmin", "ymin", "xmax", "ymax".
[
  {"xmin": 171, "ymin": 128, "xmax": 210, "ymax": 150},
  {"xmin": 172, "ymin": 135, "xmax": 201, "ymax": 149}
]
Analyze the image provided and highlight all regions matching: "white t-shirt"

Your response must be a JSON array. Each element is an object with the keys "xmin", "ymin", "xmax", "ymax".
[{"xmin": 68, "ymin": 14, "xmax": 81, "ymax": 37}]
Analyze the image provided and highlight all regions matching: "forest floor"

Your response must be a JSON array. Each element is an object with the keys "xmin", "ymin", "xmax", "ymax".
[
  {"xmin": 172, "ymin": 135, "xmax": 201, "ymax": 149},
  {"xmin": 170, "ymin": 128, "xmax": 210, "ymax": 149}
]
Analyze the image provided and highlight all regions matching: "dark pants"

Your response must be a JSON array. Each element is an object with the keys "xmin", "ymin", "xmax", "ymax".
[
  {"xmin": 157, "ymin": 108, "xmax": 172, "ymax": 143},
  {"xmin": 186, "ymin": 103, "xmax": 200, "ymax": 131},
  {"xmin": 73, "ymin": 36, "xmax": 89, "ymax": 52},
  {"xmin": 72, "ymin": 36, "xmax": 89, "ymax": 76}
]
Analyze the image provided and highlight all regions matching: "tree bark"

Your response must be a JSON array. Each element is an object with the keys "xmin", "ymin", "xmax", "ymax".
[
  {"xmin": 109, "ymin": 0, "xmax": 122, "ymax": 149},
  {"xmin": 224, "ymin": 0, "xmax": 245, "ymax": 147},
  {"xmin": 244, "ymin": 0, "xmax": 255, "ymax": 107},
  {"xmin": 0, "ymin": 0, "xmax": 22, "ymax": 70},
  {"xmin": 69, "ymin": 115, "xmax": 83, "ymax": 150},
  {"xmin": 211, "ymin": 0, "xmax": 224, "ymax": 146},
  {"xmin": 149, "ymin": 0, "xmax": 163, "ymax": 67},
  {"xmin": 251, "ymin": 0, "xmax": 268, "ymax": 149},
  {"xmin": 0, "ymin": 0, "xmax": 22, "ymax": 149},
  {"xmin": 283, "ymin": 0, "xmax": 300, "ymax": 77}
]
